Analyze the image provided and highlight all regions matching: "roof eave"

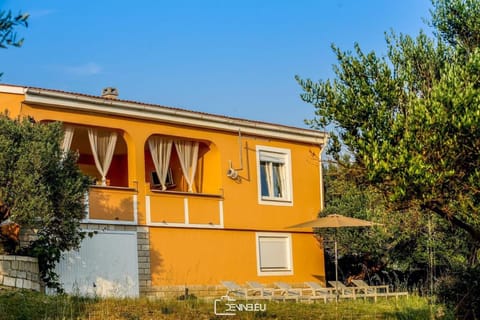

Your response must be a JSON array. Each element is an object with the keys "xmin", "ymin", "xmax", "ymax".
[
  {"xmin": 0, "ymin": 84, "xmax": 27, "ymax": 94},
  {"xmin": 24, "ymin": 87, "xmax": 327, "ymax": 145}
]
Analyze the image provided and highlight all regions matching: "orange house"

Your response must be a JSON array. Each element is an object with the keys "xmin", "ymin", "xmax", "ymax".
[{"xmin": 0, "ymin": 84, "xmax": 327, "ymax": 297}]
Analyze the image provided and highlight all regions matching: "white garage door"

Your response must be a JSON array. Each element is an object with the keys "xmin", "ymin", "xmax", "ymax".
[{"xmin": 55, "ymin": 230, "xmax": 139, "ymax": 297}]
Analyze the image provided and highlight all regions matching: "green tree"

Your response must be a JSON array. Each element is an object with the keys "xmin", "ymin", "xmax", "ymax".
[
  {"xmin": 430, "ymin": 0, "xmax": 480, "ymax": 52},
  {"xmin": 321, "ymin": 160, "xmax": 470, "ymax": 293},
  {"xmin": 0, "ymin": 10, "xmax": 28, "ymax": 48},
  {"xmin": 0, "ymin": 10, "xmax": 28, "ymax": 77},
  {"xmin": 0, "ymin": 115, "xmax": 90, "ymax": 290},
  {"xmin": 296, "ymin": 0, "xmax": 480, "ymax": 245}
]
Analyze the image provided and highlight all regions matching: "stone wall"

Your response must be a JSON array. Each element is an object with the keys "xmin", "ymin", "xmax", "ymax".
[
  {"xmin": 136, "ymin": 227, "xmax": 152, "ymax": 295},
  {"xmin": 0, "ymin": 255, "xmax": 41, "ymax": 291}
]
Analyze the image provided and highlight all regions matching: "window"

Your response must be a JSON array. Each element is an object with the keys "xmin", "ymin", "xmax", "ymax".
[
  {"xmin": 256, "ymin": 146, "xmax": 292, "ymax": 205},
  {"xmin": 150, "ymin": 168, "xmax": 175, "ymax": 190},
  {"xmin": 256, "ymin": 233, "xmax": 293, "ymax": 276}
]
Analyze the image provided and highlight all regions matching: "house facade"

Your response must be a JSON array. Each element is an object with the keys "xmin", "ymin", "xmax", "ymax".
[{"xmin": 0, "ymin": 84, "xmax": 327, "ymax": 297}]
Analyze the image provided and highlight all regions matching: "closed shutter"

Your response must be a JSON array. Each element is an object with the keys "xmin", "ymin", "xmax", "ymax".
[{"xmin": 258, "ymin": 236, "xmax": 291, "ymax": 272}]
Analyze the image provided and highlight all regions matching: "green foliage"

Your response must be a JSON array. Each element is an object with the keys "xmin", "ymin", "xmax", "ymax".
[
  {"xmin": 0, "ymin": 10, "xmax": 28, "ymax": 78},
  {"xmin": 437, "ymin": 265, "xmax": 480, "ymax": 319},
  {"xmin": 321, "ymin": 161, "xmax": 471, "ymax": 294},
  {"xmin": 321, "ymin": 160, "xmax": 387, "ymax": 259},
  {"xmin": 296, "ymin": 0, "xmax": 480, "ymax": 243},
  {"xmin": 0, "ymin": 114, "xmax": 90, "ymax": 290},
  {"xmin": 0, "ymin": 10, "xmax": 28, "ymax": 49},
  {"xmin": 430, "ymin": 0, "xmax": 480, "ymax": 52}
]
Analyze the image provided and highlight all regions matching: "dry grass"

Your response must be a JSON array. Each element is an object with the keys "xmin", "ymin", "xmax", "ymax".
[{"xmin": 0, "ymin": 290, "xmax": 452, "ymax": 320}]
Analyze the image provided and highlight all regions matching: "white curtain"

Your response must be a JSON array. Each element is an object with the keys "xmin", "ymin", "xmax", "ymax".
[
  {"xmin": 264, "ymin": 162, "xmax": 274, "ymax": 197},
  {"xmin": 88, "ymin": 128, "xmax": 117, "ymax": 186},
  {"xmin": 273, "ymin": 163, "xmax": 285, "ymax": 197},
  {"xmin": 174, "ymin": 140, "xmax": 199, "ymax": 192},
  {"xmin": 62, "ymin": 125, "xmax": 75, "ymax": 154},
  {"xmin": 148, "ymin": 136, "xmax": 173, "ymax": 191}
]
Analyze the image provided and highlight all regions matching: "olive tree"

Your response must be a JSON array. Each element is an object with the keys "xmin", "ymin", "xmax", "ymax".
[
  {"xmin": 297, "ymin": 0, "xmax": 480, "ymax": 244},
  {"xmin": 0, "ymin": 115, "xmax": 90, "ymax": 290},
  {"xmin": 0, "ymin": 10, "xmax": 28, "ymax": 77}
]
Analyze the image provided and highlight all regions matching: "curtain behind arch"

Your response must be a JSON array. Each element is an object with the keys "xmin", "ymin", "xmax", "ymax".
[
  {"xmin": 62, "ymin": 125, "xmax": 75, "ymax": 154},
  {"xmin": 148, "ymin": 136, "xmax": 173, "ymax": 191},
  {"xmin": 174, "ymin": 140, "xmax": 199, "ymax": 192},
  {"xmin": 87, "ymin": 128, "xmax": 117, "ymax": 186}
]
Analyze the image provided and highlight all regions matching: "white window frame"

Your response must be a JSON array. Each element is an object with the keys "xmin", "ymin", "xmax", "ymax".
[
  {"xmin": 256, "ymin": 146, "xmax": 293, "ymax": 206},
  {"xmin": 255, "ymin": 232, "xmax": 293, "ymax": 276}
]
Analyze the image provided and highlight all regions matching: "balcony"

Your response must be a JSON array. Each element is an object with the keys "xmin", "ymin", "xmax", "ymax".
[
  {"xmin": 84, "ymin": 186, "xmax": 138, "ymax": 225},
  {"xmin": 146, "ymin": 189, "xmax": 224, "ymax": 228}
]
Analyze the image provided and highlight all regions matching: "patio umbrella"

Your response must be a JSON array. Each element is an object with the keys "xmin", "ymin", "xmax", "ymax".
[{"xmin": 287, "ymin": 214, "xmax": 380, "ymax": 300}]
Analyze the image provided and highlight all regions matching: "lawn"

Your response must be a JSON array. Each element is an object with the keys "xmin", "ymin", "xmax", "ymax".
[{"xmin": 0, "ymin": 290, "xmax": 451, "ymax": 319}]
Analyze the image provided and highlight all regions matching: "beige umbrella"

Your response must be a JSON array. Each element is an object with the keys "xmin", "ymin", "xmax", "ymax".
[
  {"xmin": 288, "ymin": 214, "xmax": 380, "ymax": 300},
  {"xmin": 288, "ymin": 214, "xmax": 377, "ymax": 229}
]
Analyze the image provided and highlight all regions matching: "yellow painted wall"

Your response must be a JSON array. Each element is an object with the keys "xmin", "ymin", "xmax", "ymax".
[
  {"xmin": 88, "ymin": 187, "xmax": 136, "ymax": 222},
  {"xmin": 0, "ymin": 90, "xmax": 326, "ymax": 286},
  {"xmin": 149, "ymin": 228, "xmax": 325, "ymax": 286},
  {"xmin": 0, "ymin": 93, "xmax": 23, "ymax": 118},
  {"xmin": 18, "ymin": 101, "xmax": 323, "ymax": 230},
  {"xmin": 220, "ymin": 138, "xmax": 322, "ymax": 230}
]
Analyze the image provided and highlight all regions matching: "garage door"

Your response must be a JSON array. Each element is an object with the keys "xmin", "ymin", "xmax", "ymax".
[{"xmin": 55, "ymin": 230, "xmax": 139, "ymax": 297}]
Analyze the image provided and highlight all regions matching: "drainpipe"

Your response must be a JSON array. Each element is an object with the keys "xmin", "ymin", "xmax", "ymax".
[{"xmin": 318, "ymin": 141, "xmax": 327, "ymax": 211}]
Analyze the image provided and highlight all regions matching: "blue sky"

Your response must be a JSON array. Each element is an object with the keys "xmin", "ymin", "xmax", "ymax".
[{"xmin": 1, "ymin": 0, "xmax": 432, "ymax": 128}]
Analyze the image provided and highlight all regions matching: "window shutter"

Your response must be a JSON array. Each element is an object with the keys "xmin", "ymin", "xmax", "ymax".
[
  {"xmin": 259, "ymin": 152, "xmax": 285, "ymax": 164},
  {"xmin": 258, "ymin": 236, "xmax": 289, "ymax": 271}
]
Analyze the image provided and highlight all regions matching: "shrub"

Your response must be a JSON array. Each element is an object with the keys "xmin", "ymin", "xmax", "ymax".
[{"xmin": 436, "ymin": 265, "xmax": 480, "ymax": 319}]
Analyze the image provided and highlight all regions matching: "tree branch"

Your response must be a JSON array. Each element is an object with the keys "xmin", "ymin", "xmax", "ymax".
[{"xmin": 424, "ymin": 201, "xmax": 480, "ymax": 243}]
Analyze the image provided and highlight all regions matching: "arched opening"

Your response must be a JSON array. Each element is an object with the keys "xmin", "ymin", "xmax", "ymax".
[
  {"xmin": 64, "ymin": 124, "xmax": 129, "ymax": 187},
  {"xmin": 144, "ymin": 134, "xmax": 221, "ymax": 194}
]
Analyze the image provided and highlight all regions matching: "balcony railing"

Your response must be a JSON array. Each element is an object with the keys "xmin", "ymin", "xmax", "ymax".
[
  {"xmin": 146, "ymin": 189, "xmax": 224, "ymax": 228},
  {"xmin": 84, "ymin": 186, "xmax": 138, "ymax": 225}
]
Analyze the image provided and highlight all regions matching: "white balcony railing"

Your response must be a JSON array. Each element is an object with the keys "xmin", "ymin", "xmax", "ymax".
[{"xmin": 146, "ymin": 191, "xmax": 224, "ymax": 228}]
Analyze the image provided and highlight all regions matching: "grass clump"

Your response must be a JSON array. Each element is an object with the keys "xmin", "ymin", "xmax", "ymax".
[
  {"xmin": 0, "ymin": 290, "xmax": 453, "ymax": 319},
  {"xmin": 0, "ymin": 290, "xmax": 92, "ymax": 320}
]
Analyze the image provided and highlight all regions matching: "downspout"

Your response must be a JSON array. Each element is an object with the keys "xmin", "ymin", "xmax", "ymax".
[
  {"xmin": 319, "ymin": 139, "xmax": 328, "ymax": 292},
  {"xmin": 318, "ymin": 140, "xmax": 327, "ymax": 211}
]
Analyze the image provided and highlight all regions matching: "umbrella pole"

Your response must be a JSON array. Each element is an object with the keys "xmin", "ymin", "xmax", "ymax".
[{"xmin": 334, "ymin": 237, "xmax": 338, "ymax": 302}]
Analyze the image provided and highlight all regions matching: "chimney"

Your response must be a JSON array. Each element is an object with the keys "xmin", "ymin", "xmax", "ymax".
[{"xmin": 101, "ymin": 87, "xmax": 118, "ymax": 99}]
